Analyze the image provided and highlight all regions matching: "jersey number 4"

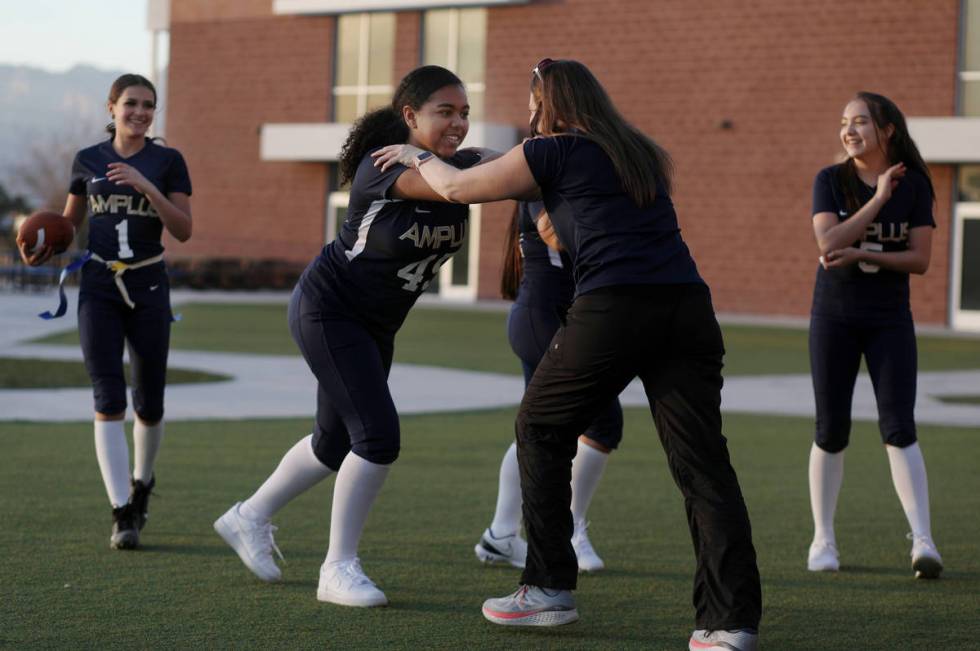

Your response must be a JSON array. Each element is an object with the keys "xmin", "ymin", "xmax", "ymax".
[{"xmin": 397, "ymin": 253, "xmax": 452, "ymax": 292}]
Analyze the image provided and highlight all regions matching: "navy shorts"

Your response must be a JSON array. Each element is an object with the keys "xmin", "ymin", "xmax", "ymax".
[
  {"xmin": 809, "ymin": 316, "xmax": 918, "ymax": 452},
  {"xmin": 288, "ymin": 285, "xmax": 400, "ymax": 470},
  {"xmin": 508, "ymin": 302, "xmax": 623, "ymax": 449},
  {"xmin": 78, "ymin": 277, "xmax": 171, "ymax": 421}
]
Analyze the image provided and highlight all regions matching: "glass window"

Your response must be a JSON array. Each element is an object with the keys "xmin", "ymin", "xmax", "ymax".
[
  {"xmin": 367, "ymin": 13, "xmax": 395, "ymax": 86},
  {"xmin": 962, "ymin": 0, "xmax": 980, "ymax": 115},
  {"xmin": 334, "ymin": 12, "xmax": 395, "ymax": 122},
  {"xmin": 423, "ymin": 10, "xmax": 452, "ymax": 68},
  {"xmin": 961, "ymin": 218, "xmax": 980, "ymax": 310},
  {"xmin": 423, "ymin": 8, "xmax": 487, "ymax": 121},
  {"xmin": 959, "ymin": 165, "xmax": 980, "ymax": 202}
]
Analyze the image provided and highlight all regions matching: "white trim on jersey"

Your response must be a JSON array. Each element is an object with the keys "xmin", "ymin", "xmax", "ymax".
[
  {"xmin": 547, "ymin": 247, "xmax": 563, "ymax": 269},
  {"xmin": 345, "ymin": 199, "xmax": 393, "ymax": 261}
]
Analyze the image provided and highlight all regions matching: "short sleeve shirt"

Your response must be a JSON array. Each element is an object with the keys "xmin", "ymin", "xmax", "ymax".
[
  {"xmin": 299, "ymin": 149, "xmax": 477, "ymax": 339},
  {"xmin": 69, "ymin": 138, "xmax": 192, "ymax": 287},
  {"xmin": 522, "ymin": 135, "xmax": 702, "ymax": 296},
  {"xmin": 810, "ymin": 164, "xmax": 935, "ymax": 322}
]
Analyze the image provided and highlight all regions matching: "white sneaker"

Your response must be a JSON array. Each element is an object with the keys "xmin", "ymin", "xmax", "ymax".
[
  {"xmin": 908, "ymin": 533, "xmax": 943, "ymax": 579},
  {"xmin": 474, "ymin": 528, "xmax": 527, "ymax": 569},
  {"xmin": 572, "ymin": 520, "xmax": 604, "ymax": 572},
  {"xmin": 213, "ymin": 502, "xmax": 284, "ymax": 583},
  {"xmin": 317, "ymin": 557, "xmax": 388, "ymax": 607},
  {"xmin": 482, "ymin": 585, "xmax": 579, "ymax": 626},
  {"xmin": 807, "ymin": 540, "xmax": 839, "ymax": 572},
  {"xmin": 689, "ymin": 629, "xmax": 759, "ymax": 651}
]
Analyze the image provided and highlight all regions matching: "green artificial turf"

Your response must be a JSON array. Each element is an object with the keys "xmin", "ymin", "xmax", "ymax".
[
  {"xmin": 1, "ymin": 411, "xmax": 977, "ymax": 650},
  {"xmin": 935, "ymin": 395, "xmax": 980, "ymax": 405},
  {"xmin": 29, "ymin": 302, "xmax": 980, "ymax": 377},
  {"xmin": 0, "ymin": 357, "xmax": 229, "ymax": 389}
]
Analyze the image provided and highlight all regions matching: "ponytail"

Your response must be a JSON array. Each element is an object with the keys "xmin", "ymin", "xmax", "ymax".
[{"xmin": 499, "ymin": 204, "xmax": 523, "ymax": 300}]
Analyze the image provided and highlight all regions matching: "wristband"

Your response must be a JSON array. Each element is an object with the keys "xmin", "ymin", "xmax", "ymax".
[{"xmin": 414, "ymin": 150, "xmax": 435, "ymax": 169}]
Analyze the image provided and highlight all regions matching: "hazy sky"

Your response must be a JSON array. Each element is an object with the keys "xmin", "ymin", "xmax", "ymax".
[{"xmin": 0, "ymin": 0, "xmax": 151, "ymax": 75}]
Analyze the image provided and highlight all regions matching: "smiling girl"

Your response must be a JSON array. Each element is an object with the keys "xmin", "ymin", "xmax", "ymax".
[
  {"xmin": 807, "ymin": 92, "xmax": 942, "ymax": 579},
  {"xmin": 21, "ymin": 73, "xmax": 192, "ymax": 550},
  {"xmin": 214, "ymin": 66, "xmax": 487, "ymax": 607}
]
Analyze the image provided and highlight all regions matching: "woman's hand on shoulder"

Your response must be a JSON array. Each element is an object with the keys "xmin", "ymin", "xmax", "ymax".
[
  {"xmin": 372, "ymin": 145, "xmax": 424, "ymax": 172},
  {"xmin": 107, "ymin": 162, "xmax": 152, "ymax": 194},
  {"xmin": 874, "ymin": 162, "xmax": 906, "ymax": 204}
]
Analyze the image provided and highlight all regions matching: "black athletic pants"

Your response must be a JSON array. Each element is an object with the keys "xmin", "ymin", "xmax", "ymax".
[
  {"xmin": 78, "ymin": 277, "xmax": 171, "ymax": 421},
  {"xmin": 809, "ymin": 316, "xmax": 918, "ymax": 452},
  {"xmin": 516, "ymin": 284, "xmax": 762, "ymax": 631}
]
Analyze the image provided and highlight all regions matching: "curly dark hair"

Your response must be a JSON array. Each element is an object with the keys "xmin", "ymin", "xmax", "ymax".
[{"xmin": 338, "ymin": 65, "xmax": 464, "ymax": 186}]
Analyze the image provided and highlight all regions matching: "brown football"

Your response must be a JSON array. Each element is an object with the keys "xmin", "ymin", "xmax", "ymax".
[{"xmin": 16, "ymin": 210, "xmax": 74, "ymax": 254}]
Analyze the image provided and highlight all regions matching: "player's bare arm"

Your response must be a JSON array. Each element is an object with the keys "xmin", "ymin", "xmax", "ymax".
[
  {"xmin": 813, "ymin": 162, "xmax": 905, "ymax": 255},
  {"xmin": 825, "ymin": 224, "xmax": 932, "ymax": 274},
  {"xmin": 373, "ymin": 143, "xmax": 540, "ymax": 203},
  {"xmin": 106, "ymin": 161, "xmax": 192, "ymax": 242}
]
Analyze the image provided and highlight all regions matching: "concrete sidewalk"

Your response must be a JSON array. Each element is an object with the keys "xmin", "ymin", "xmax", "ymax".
[{"xmin": 2, "ymin": 289, "xmax": 978, "ymax": 426}]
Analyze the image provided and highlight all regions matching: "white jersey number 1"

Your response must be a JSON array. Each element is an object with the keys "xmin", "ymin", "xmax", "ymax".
[{"xmin": 115, "ymin": 219, "xmax": 135, "ymax": 259}]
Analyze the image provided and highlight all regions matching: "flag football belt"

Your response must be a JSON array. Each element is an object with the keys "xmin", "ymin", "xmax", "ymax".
[
  {"xmin": 88, "ymin": 252, "xmax": 165, "ymax": 309},
  {"xmin": 38, "ymin": 251, "xmax": 164, "ymax": 319}
]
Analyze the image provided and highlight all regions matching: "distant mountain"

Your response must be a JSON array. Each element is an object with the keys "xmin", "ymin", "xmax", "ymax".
[{"xmin": 0, "ymin": 64, "xmax": 124, "ymax": 203}]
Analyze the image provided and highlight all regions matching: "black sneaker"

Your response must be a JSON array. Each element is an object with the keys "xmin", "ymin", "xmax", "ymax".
[
  {"xmin": 110, "ymin": 503, "xmax": 140, "ymax": 550},
  {"xmin": 130, "ymin": 476, "xmax": 156, "ymax": 531}
]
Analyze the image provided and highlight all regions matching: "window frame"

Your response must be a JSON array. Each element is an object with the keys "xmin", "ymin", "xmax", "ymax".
[{"xmin": 333, "ymin": 12, "xmax": 396, "ymax": 122}]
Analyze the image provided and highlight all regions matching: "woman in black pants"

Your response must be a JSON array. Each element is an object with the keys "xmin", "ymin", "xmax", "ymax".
[{"xmin": 374, "ymin": 58, "xmax": 761, "ymax": 651}]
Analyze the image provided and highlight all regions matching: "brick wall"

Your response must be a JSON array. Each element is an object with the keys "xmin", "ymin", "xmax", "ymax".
[
  {"xmin": 165, "ymin": 10, "xmax": 334, "ymax": 264},
  {"xmin": 170, "ymin": 0, "xmax": 273, "ymax": 22},
  {"xmin": 483, "ymin": 0, "xmax": 960, "ymax": 323},
  {"xmin": 164, "ymin": 0, "xmax": 961, "ymax": 324},
  {"xmin": 395, "ymin": 12, "xmax": 422, "ymax": 82}
]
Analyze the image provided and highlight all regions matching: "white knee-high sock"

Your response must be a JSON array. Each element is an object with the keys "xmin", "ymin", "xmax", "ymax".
[
  {"xmin": 325, "ymin": 452, "xmax": 390, "ymax": 563},
  {"xmin": 95, "ymin": 419, "xmax": 131, "ymax": 508},
  {"xmin": 571, "ymin": 439, "xmax": 609, "ymax": 525},
  {"xmin": 489, "ymin": 442, "xmax": 522, "ymax": 537},
  {"xmin": 240, "ymin": 434, "xmax": 334, "ymax": 522},
  {"xmin": 133, "ymin": 420, "xmax": 164, "ymax": 483},
  {"xmin": 885, "ymin": 442, "xmax": 933, "ymax": 539},
  {"xmin": 809, "ymin": 443, "xmax": 844, "ymax": 545}
]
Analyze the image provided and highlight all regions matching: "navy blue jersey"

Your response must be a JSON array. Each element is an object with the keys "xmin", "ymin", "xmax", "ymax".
[
  {"xmin": 810, "ymin": 164, "xmax": 935, "ymax": 322},
  {"xmin": 515, "ymin": 200, "xmax": 574, "ymax": 309},
  {"xmin": 522, "ymin": 135, "xmax": 703, "ymax": 296},
  {"xmin": 69, "ymin": 138, "xmax": 191, "ymax": 288},
  {"xmin": 300, "ymin": 149, "xmax": 478, "ymax": 338}
]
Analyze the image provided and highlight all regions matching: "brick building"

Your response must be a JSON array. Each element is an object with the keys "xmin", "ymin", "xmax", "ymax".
[{"xmin": 148, "ymin": 0, "xmax": 980, "ymax": 329}]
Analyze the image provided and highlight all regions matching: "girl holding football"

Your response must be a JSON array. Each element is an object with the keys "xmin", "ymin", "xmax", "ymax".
[{"xmin": 20, "ymin": 73, "xmax": 193, "ymax": 550}]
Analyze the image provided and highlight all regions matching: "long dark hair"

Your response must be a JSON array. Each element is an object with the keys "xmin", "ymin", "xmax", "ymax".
[
  {"xmin": 836, "ymin": 91, "xmax": 935, "ymax": 214},
  {"xmin": 531, "ymin": 59, "xmax": 672, "ymax": 206},
  {"xmin": 338, "ymin": 65, "xmax": 464, "ymax": 186},
  {"xmin": 500, "ymin": 203, "xmax": 523, "ymax": 300},
  {"xmin": 106, "ymin": 74, "xmax": 157, "ymax": 135}
]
